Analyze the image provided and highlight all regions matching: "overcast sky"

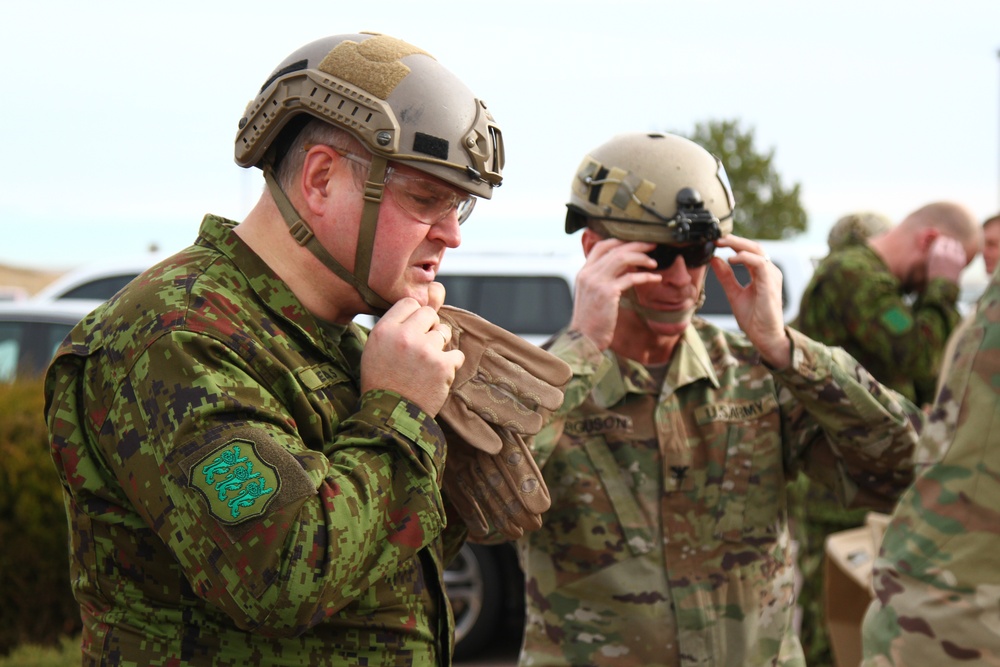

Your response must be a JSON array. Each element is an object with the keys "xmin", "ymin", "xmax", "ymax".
[{"xmin": 2, "ymin": 0, "xmax": 999, "ymax": 273}]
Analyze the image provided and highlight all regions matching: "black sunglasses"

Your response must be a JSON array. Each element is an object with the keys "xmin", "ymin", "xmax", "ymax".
[{"xmin": 647, "ymin": 241, "xmax": 717, "ymax": 270}]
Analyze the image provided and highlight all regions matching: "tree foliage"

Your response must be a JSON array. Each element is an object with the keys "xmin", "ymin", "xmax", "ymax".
[{"xmin": 678, "ymin": 119, "xmax": 807, "ymax": 240}]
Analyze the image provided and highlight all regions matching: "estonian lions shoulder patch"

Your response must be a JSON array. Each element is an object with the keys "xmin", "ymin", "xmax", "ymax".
[{"xmin": 190, "ymin": 439, "xmax": 280, "ymax": 524}]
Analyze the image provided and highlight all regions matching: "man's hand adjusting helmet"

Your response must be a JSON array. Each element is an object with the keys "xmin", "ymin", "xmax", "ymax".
[{"xmin": 564, "ymin": 132, "xmax": 737, "ymax": 326}]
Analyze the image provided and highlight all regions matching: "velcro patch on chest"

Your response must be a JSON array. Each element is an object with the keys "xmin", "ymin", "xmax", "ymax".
[
  {"xmin": 190, "ymin": 439, "xmax": 281, "ymax": 525},
  {"xmin": 694, "ymin": 395, "xmax": 778, "ymax": 424}
]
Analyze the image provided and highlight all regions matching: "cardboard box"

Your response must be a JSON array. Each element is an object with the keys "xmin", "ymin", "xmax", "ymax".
[{"xmin": 823, "ymin": 512, "xmax": 890, "ymax": 667}]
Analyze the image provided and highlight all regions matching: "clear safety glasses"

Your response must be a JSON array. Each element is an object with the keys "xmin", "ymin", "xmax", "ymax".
[{"xmin": 306, "ymin": 144, "xmax": 477, "ymax": 225}]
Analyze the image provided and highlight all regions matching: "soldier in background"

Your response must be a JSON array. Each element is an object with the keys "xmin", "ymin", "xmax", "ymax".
[
  {"xmin": 44, "ymin": 32, "xmax": 512, "ymax": 666},
  {"xmin": 515, "ymin": 132, "xmax": 924, "ymax": 667},
  {"xmin": 981, "ymin": 212, "xmax": 1000, "ymax": 276},
  {"xmin": 861, "ymin": 261, "xmax": 1000, "ymax": 666},
  {"xmin": 922, "ymin": 211, "xmax": 1000, "ymax": 458},
  {"xmin": 826, "ymin": 210, "xmax": 893, "ymax": 252},
  {"xmin": 793, "ymin": 204, "xmax": 978, "ymax": 666},
  {"xmin": 795, "ymin": 201, "xmax": 979, "ymax": 408},
  {"xmin": 790, "ymin": 209, "xmax": 893, "ymax": 667}
]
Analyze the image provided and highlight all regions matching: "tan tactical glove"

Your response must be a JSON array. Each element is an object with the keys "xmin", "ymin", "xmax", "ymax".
[
  {"xmin": 436, "ymin": 306, "xmax": 572, "ymax": 455},
  {"xmin": 440, "ymin": 425, "xmax": 550, "ymax": 540},
  {"xmin": 435, "ymin": 306, "xmax": 571, "ymax": 540}
]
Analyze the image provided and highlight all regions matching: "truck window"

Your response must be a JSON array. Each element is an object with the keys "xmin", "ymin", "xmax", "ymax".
[
  {"xmin": 437, "ymin": 275, "xmax": 573, "ymax": 336},
  {"xmin": 701, "ymin": 263, "xmax": 789, "ymax": 315}
]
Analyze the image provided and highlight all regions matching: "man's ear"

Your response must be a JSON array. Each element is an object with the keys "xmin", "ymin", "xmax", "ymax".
[
  {"xmin": 300, "ymin": 145, "xmax": 339, "ymax": 215},
  {"xmin": 918, "ymin": 227, "xmax": 940, "ymax": 252},
  {"xmin": 581, "ymin": 228, "xmax": 603, "ymax": 256}
]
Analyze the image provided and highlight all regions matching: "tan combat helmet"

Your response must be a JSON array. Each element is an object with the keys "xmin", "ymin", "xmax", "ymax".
[
  {"xmin": 235, "ymin": 32, "xmax": 505, "ymax": 311},
  {"xmin": 566, "ymin": 132, "xmax": 734, "ymax": 244},
  {"xmin": 565, "ymin": 132, "xmax": 735, "ymax": 324}
]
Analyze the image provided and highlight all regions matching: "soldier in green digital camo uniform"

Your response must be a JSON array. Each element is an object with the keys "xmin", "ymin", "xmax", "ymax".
[
  {"xmin": 789, "ymin": 210, "xmax": 893, "ymax": 667},
  {"xmin": 516, "ymin": 132, "xmax": 924, "ymax": 667},
  {"xmin": 43, "ymin": 33, "xmax": 510, "ymax": 666},
  {"xmin": 795, "ymin": 201, "xmax": 980, "ymax": 409},
  {"xmin": 861, "ymin": 256, "xmax": 1000, "ymax": 666},
  {"xmin": 792, "ymin": 203, "xmax": 980, "ymax": 667}
]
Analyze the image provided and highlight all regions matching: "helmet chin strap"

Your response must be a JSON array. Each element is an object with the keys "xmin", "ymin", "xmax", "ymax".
[{"xmin": 263, "ymin": 160, "xmax": 393, "ymax": 314}]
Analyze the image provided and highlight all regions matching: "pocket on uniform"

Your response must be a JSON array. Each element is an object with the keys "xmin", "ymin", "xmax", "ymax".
[{"xmin": 694, "ymin": 396, "xmax": 783, "ymax": 543}]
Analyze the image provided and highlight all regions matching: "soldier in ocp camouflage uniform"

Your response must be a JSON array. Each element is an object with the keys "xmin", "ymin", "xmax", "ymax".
[
  {"xmin": 516, "ymin": 132, "xmax": 924, "ymax": 667},
  {"xmin": 861, "ymin": 259, "xmax": 1000, "ymax": 666},
  {"xmin": 45, "ymin": 32, "xmax": 506, "ymax": 666}
]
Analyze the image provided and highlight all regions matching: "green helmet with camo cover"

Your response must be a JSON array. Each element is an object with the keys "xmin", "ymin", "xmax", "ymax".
[
  {"xmin": 565, "ymin": 132, "xmax": 734, "ymax": 244},
  {"xmin": 234, "ymin": 32, "xmax": 505, "ymax": 311}
]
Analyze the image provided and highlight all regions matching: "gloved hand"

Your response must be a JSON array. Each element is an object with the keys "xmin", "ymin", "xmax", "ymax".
[
  {"xmin": 441, "ymin": 425, "xmax": 550, "ymax": 541},
  {"xmin": 436, "ymin": 306, "xmax": 572, "ymax": 455}
]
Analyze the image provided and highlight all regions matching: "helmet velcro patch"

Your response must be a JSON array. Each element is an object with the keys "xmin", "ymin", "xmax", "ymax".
[{"xmin": 319, "ymin": 34, "xmax": 429, "ymax": 100}]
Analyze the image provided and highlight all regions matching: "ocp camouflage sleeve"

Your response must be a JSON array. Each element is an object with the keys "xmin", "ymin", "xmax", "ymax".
[
  {"xmin": 861, "ymin": 271, "xmax": 1000, "ymax": 666},
  {"xmin": 773, "ymin": 327, "xmax": 921, "ymax": 511},
  {"xmin": 44, "ymin": 215, "xmax": 456, "ymax": 666},
  {"xmin": 795, "ymin": 244, "xmax": 961, "ymax": 406}
]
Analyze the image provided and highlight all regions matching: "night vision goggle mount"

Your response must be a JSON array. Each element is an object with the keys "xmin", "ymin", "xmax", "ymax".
[
  {"xmin": 581, "ymin": 185, "xmax": 723, "ymax": 244},
  {"xmin": 669, "ymin": 187, "xmax": 722, "ymax": 243}
]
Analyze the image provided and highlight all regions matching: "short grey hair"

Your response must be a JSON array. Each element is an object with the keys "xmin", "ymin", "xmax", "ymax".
[{"xmin": 275, "ymin": 119, "xmax": 369, "ymax": 192}]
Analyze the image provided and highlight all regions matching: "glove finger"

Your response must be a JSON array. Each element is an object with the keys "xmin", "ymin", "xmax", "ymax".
[
  {"xmin": 477, "ymin": 352, "xmax": 567, "ymax": 414},
  {"xmin": 437, "ymin": 396, "xmax": 504, "ymax": 454},
  {"xmin": 441, "ymin": 446, "xmax": 492, "ymax": 537},
  {"xmin": 489, "ymin": 339, "xmax": 573, "ymax": 390},
  {"xmin": 492, "ymin": 430, "xmax": 551, "ymax": 515},
  {"xmin": 439, "ymin": 305, "xmax": 571, "ymax": 392},
  {"xmin": 467, "ymin": 467, "xmax": 519, "ymax": 539},
  {"xmin": 445, "ymin": 437, "xmax": 526, "ymax": 541},
  {"xmin": 444, "ymin": 477, "xmax": 491, "ymax": 538},
  {"xmin": 454, "ymin": 374, "xmax": 557, "ymax": 437},
  {"xmin": 473, "ymin": 442, "xmax": 547, "ymax": 534},
  {"xmin": 439, "ymin": 305, "xmax": 555, "ymax": 374}
]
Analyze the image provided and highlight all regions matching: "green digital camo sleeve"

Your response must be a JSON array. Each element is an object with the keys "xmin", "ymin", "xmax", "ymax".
[{"xmin": 796, "ymin": 244, "xmax": 960, "ymax": 406}]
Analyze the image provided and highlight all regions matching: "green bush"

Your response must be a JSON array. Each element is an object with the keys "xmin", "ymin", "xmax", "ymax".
[
  {"xmin": 0, "ymin": 635, "xmax": 81, "ymax": 667},
  {"xmin": 0, "ymin": 380, "xmax": 81, "ymax": 655}
]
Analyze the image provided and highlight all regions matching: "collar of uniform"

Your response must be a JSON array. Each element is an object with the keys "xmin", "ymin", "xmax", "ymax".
[
  {"xmin": 666, "ymin": 325, "xmax": 721, "ymax": 394},
  {"xmin": 593, "ymin": 326, "xmax": 720, "ymax": 408},
  {"xmin": 194, "ymin": 214, "xmax": 344, "ymax": 360}
]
